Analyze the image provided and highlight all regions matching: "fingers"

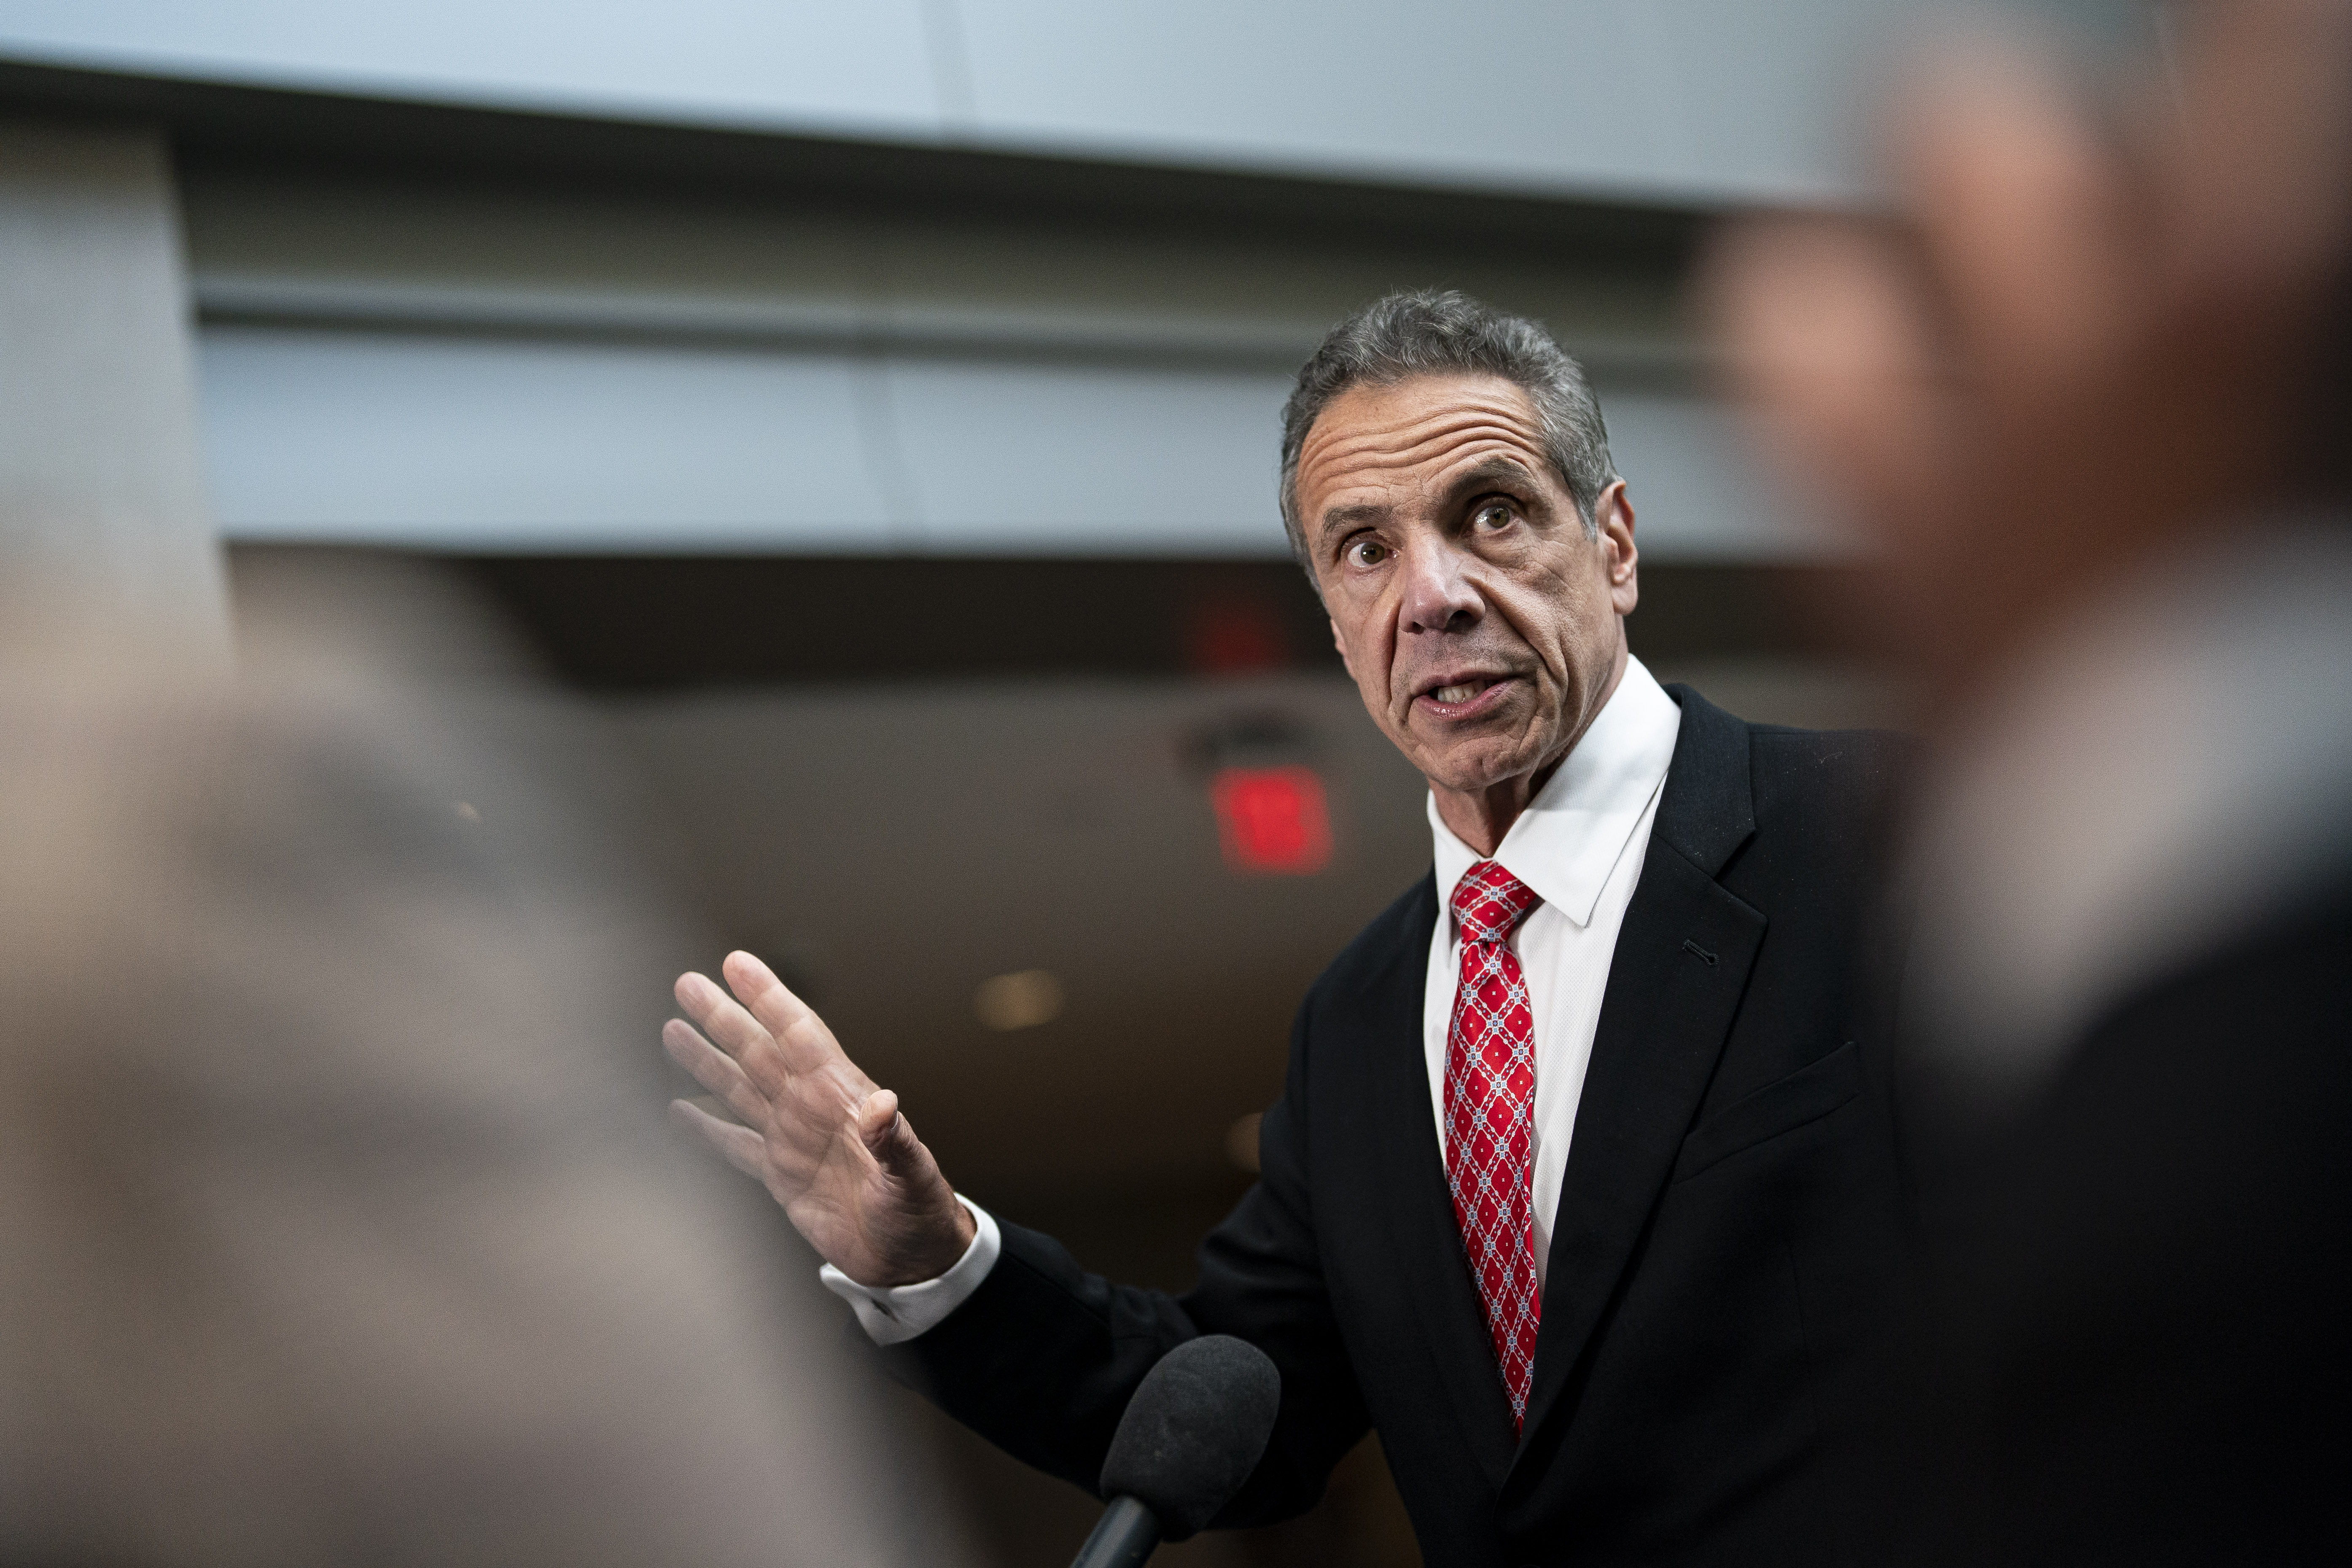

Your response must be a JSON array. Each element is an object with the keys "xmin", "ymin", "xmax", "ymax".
[
  {"xmin": 669, "ymin": 1098, "xmax": 768, "ymax": 1182},
  {"xmin": 662, "ymin": 1017, "xmax": 769, "ymax": 1126},
  {"xmin": 673, "ymin": 968, "xmax": 794, "ymax": 1096},
  {"xmin": 720, "ymin": 950, "xmax": 850, "ymax": 1077}
]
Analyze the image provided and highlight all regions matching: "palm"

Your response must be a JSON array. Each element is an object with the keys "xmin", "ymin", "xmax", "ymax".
[{"xmin": 664, "ymin": 950, "xmax": 971, "ymax": 1286}]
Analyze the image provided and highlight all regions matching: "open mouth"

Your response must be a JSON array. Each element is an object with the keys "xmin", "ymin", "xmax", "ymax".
[{"xmin": 1414, "ymin": 674, "xmax": 1518, "ymax": 718}]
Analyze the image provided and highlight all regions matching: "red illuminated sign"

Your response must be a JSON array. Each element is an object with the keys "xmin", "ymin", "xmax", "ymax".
[{"xmin": 1212, "ymin": 765, "xmax": 1332, "ymax": 874}]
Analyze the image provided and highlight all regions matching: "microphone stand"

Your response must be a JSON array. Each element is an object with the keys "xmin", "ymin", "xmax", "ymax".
[{"xmin": 1068, "ymin": 1495, "xmax": 1159, "ymax": 1568}]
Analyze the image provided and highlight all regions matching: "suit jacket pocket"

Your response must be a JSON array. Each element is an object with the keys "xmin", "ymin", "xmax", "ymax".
[{"xmin": 1672, "ymin": 1040, "xmax": 1862, "ymax": 1183}]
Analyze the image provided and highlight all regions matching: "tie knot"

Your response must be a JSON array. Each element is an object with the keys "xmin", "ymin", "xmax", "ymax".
[{"xmin": 1451, "ymin": 860, "xmax": 1541, "ymax": 946}]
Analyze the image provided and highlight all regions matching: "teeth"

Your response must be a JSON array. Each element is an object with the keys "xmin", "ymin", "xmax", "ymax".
[{"xmin": 1433, "ymin": 682, "xmax": 1483, "ymax": 704}]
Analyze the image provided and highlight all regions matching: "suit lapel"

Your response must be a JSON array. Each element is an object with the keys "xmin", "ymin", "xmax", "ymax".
[
  {"xmin": 1507, "ymin": 687, "xmax": 1765, "ymax": 1477},
  {"xmin": 1359, "ymin": 874, "xmax": 1520, "ymax": 1489}
]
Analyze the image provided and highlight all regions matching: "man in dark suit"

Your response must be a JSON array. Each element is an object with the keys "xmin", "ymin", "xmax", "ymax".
[{"xmin": 666, "ymin": 291, "xmax": 1908, "ymax": 1566}]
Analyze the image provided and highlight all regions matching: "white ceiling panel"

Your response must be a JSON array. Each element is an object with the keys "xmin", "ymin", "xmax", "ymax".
[
  {"xmin": 883, "ymin": 355, "xmax": 1294, "ymax": 555},
  {"xmin": 0, "ymin": 0, "xmax": 943, "ymax": 138},
  {"xmin": 198, "ymin": 323, "xmax": 1846, "ymax": 560},
  {"xmin": 199, "ymin": 326, "xmax": 900, "ymax": 549},
  {"xmin": 1, "ymin": 1, "xmax": 2152, "ymax": 206},
  {"xmin": 951, "ymin": 0, "xmax": 1908, "ymax": 204}
]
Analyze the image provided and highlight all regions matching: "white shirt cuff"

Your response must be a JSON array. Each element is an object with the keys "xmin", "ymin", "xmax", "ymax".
[{"xmin": 818, "ymin": 1195, "xmax": 1001, "ymax": 1346}]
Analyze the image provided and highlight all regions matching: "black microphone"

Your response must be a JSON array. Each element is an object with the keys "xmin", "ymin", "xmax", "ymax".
[{"xmin": 1067, "ymin": 1335, "xmax": 1282, "ymax": 1568}]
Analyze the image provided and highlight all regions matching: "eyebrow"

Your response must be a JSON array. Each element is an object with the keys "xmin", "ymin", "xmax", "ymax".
[
  {"xmin": 1440, "ymin": 457, "xmax": 1544, "ymax": 509},
  {"xmin": 1314, "ymin": 500, "xmax": 1391, "ymax": 543},
  {"xmin": 1310, "ymin": 456, "xmax": 1550, "ymax": 548}
]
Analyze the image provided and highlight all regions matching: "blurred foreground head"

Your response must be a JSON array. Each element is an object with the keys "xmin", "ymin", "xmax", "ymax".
[
  {"xmin": 1706, "ymin": 0, "xmax": 2352, "ymax": 1111},
  {"xmin": 1707, "ymin": 5, "xmax": 2352, "ymax": 1563},
  {"xmin": 1709, "ymin": 0, "xmax": 2352, "ymax": 705},
  {"xmin": 0, "ymin": 555, "xmax": 948, "ymax": 1567}
]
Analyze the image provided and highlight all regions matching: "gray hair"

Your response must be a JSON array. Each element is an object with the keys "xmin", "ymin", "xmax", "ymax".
[{"xmin": 1276, "ymin": 288, "xmax": 1617, "ymax": 566}]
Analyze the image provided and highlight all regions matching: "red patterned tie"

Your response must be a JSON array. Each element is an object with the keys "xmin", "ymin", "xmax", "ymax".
[{"xmin": 1445, "ymin": 858, "xmax": 1545, "ymax": 1431}]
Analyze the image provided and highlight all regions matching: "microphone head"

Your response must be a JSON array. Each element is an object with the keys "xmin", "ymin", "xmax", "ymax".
[{"xmin": 1098, "ymin": 1335, "xmax": 1282, "ymax": 1542}]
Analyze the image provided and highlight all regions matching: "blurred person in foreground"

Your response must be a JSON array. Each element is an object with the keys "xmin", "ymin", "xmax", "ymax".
[
  {"xmin": 0, "ymin": 555, "xmax": 951, "ymax": 1567},
  {"xmin": 1706, "ymin": 0, "xmax": 2352, "ymax": 1561},
  {"xmin": 667, "ymin": 289, "xmax": 1914, "ymax": 1566}
]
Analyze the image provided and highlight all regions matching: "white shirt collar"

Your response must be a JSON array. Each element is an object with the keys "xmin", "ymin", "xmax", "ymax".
[{"xmin": 1428, "ymin": 655, "xmax": 1682, "ymax": 930}]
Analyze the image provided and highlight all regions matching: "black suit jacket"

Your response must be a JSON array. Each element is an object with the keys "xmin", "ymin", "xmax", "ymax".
[
  {"xmin": 891, "ymin": 687, "xmax": 1910, "ymax": 1567},
  {"xmin": 1890, "ymin": 876, "xmax": 2352, "ymax": 1568}
]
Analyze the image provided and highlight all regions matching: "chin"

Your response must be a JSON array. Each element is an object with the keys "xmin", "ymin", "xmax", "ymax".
[{"xmin": 1419, "ymin": 742, "xmax": 1543, "ymax": 798}]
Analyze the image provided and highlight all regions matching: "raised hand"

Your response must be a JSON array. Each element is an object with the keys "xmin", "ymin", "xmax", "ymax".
[{"xmin": 665, "ymin": 949, "xmax": 975, "ymax": 1287}]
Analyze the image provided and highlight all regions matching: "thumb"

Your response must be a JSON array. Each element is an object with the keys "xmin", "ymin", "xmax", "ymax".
[{"xmin": 856, "ymin": 1089, "xmax": 931, "ymax": 1181}]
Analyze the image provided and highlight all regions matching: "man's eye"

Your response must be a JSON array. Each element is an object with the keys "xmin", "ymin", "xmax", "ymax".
[
  {"xmin": 1474, "ymin": 502, "xmax": 1515, "ymax": 530},
  {"xmin": 1348, "ymin": 540, "xmax": 1389, "ymax": 566}
]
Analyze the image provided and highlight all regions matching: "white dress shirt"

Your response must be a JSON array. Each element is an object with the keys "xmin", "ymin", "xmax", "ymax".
[
  {"xmin": 825, "ymin": 655, "xmax": 1681, "ymax": 1336},
  {"xmin": 1421, "ymin": 656, "xmax": 1680, "ymax": 1289},
  {"xmin": 821, "ymin": 1194, "xmax": 1001, "ymax": 1345}
]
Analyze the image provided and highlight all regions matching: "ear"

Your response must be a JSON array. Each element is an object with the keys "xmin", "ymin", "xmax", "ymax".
[
  {"xmin": 1595, "ymin": 479, "xmax": 1639, "ymax": 616},
  {"xmin": 1329, "ymin": 616, "xmax": 1359, "ymax": 683}
]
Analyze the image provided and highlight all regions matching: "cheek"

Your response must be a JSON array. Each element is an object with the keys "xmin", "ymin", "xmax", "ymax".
[
  {"xmin": 1333, "ymin": 605, "xmax": 1402, "ymax": 688},
  {"xmin": 1328, "ymin": 617, "xmax": 1394, "ymax": 715},
  {"xmin": 1526, "ymin": 566, "xmax": 1609, "ymax": 670}
]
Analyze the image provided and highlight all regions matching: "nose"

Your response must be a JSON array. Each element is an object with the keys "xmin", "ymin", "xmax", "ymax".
[{"xmin": 1398, "ymin": 533, "xmax": 1484, "ymax": 637}]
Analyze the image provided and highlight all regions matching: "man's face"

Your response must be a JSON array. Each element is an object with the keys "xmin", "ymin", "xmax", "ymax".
[{"xmin": 1297, "ymin": 373, "xmax": 1638, "ymax": 801}]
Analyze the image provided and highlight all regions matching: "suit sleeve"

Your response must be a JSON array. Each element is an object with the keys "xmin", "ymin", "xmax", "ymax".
[{"xmin": 877, "ymin": 998, "xmax": 1372, "ymax": 1528}]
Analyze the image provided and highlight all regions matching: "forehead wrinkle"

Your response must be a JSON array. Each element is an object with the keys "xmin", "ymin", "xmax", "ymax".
[
  {"xmin": 1305, "ymin": 419, "xmax": 1549, "ymax": 525},
  {"xmin": 1436, "ymin": 453, "xmax": 1545, "ymax": 503},
  {"xmin": 1304, "ymin": 398, "xmax": 1545, "ymax": 469}
]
